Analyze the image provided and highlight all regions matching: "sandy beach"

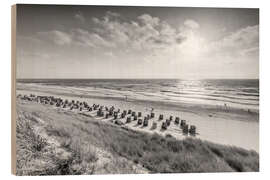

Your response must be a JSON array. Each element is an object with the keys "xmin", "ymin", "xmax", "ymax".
[{"xmin": 16, "ymin": 83, "xmax": 259, "ymax": 152}]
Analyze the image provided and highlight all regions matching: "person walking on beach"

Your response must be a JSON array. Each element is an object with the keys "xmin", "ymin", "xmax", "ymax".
[
  {"xmin": 224, "ymin": 103, "xmax": 229, "ymax": 112},
  {"xmin": 146, "ymin": 107, "xmax": 154, "ymax": 113}
]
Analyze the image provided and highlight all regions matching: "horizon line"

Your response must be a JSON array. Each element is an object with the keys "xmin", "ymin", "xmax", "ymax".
[{"xmin": 16, "ymin": 78, "xmax": 259, "ymax": 80}]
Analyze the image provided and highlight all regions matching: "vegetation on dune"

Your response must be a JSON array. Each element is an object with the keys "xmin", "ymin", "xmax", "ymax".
[
  {"xmin": 110, "ymin": 132, "xmax": 258, "ymax": 172},
  {"xmin": 16, "ymin": 102, "xmax": 259, "ymax": 175},
  {"xmin": 83, "ymin": 123, "xmax": 258, "ymax": 173},
  {"xmin": 16, "ymin": 111, "xmax": 98, "ymax": 175}
]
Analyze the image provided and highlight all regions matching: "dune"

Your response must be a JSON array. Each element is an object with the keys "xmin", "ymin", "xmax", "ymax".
[{"xmin": 15, "ymin": 96, "xmax": 259, "ymax": 175}]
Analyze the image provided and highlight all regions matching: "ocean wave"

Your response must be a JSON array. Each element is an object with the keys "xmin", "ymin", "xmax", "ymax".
[
  {"xmin": 169, "ymin": 91, "xmax": 258, "ymax": 101},
  {"xmin": 17, "ymin": 79, "xmax": 259, "ymax": 110}
]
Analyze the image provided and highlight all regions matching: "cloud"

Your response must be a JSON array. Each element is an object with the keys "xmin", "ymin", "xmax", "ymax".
[
  {"xmin": 28, "ymin": 11, "xmax": 188, "ymax": 57},
  {"xmin": 221, "ymin": 25, "xmax": 258, "ymax": 48},
  {"xmin": 17, "ymin": 51, "xmax": 52, "ymax": 60},
  {"xmin": 90, "ymin": 12, "xmax": 186, "ymax": 51},
  {"xmin": 71, "ymin": 28, "xmax": 115, "ymax": 48},
  {"xmin": 211, "ymin": 25, "xmax": 259, "ymax": 57},
  {"xmin": 137, "ymin": 14, "xmax": 160, "ymax": 26},
  {"xmin": 25, "ymin": 13, "xmax": 258, "ymax": 66},
  {"xmin": 104, "ymin": 51, "xmax": 115, "ymax": 58},
  {"xmin": 37, "ymin": 30, "xmax": 72, "ymax": 45},
  {"xmin": 106, "ymin": 11, "xmax": 120, "ymax": 18},
  {"xmin": 74, "ymin": 12, "xmax": 85, "ymax": 23},
  {"xmin": 241, "ymin": 47, "xmax": 259, "ymax": 56},
  {"xmin": 34, "ymin": 28, "xmax": 113, "ymax": 48},
  {"xmin": 184, "ymin": 19, "xmax": 200, "ymax": 29}
]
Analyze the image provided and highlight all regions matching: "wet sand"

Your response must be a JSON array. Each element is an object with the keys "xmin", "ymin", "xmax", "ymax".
[{"xmin": 16, "ymin": 83, "xmax": 259, "ymax": 152}]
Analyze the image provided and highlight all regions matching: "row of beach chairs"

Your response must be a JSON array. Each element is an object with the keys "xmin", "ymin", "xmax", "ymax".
[{"xmin": 17, "ymin": 94, "xmax": 197, "ymax": 136}]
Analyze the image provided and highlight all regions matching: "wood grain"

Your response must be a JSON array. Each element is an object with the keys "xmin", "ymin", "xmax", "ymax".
[{"xmin": 11, "ymin": 4, "xmax": 17, "ymax": 175}]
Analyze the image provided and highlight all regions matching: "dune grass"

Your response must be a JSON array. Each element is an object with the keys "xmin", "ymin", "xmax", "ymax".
[
  {"xmin": 75, "ymin": 121, "xmax": 258, "ymax": 173},
  {"xmin": 109, "ymin": 131, "xmax": 259, "ymax": 172},
  {"xmin": 16, "ymin": 101, "xmax": 259, "ymax": 175},
  {"xmin": 16, "ymin": 110, "xmax": 97, "ymax": 175},
  {"xmin": 43, "ymin": 111, "xmax": 259, "ymax": 173}
]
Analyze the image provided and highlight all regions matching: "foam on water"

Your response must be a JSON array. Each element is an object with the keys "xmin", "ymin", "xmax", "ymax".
[{"xmin": 17, "ymin": 79, "xmax": 259, "ymax": 110}]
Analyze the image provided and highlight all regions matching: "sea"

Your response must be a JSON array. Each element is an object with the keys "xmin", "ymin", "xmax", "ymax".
[{"xmin": 17, "ymin": 79, "xmax": 259, "ymax": 111}]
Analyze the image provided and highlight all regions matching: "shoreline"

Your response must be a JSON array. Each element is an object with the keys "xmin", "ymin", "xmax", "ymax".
[
  {"xmin": 16, "ymin": 83, "xmax": 259, "ymax": 122},
  {"xmin": 16, "ymin": 80, "xmax": 259, "ymax": 112},
  {"xmin": 16, "ymin": 84, "xmax": 259, "ymax": 152}
]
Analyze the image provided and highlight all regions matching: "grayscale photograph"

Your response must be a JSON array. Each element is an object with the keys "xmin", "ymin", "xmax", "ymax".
[{"xmin": 13, "ymin": 4, "xmax": 259, "ymax": 175}]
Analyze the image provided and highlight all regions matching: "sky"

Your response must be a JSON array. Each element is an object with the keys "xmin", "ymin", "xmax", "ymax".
[{"xmin": 16, "ymin": 5, "xmax": 259, "ymax": 79}]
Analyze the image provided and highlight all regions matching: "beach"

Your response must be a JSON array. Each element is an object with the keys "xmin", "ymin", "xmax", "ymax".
[{"xmin": 16, "ymin": 80, "xmax": 259, "ymax": 152}]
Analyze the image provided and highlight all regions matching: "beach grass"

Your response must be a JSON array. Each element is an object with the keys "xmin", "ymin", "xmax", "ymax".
[
  {"xmin": 16, "ymin": 101, "xmax": 259, "ymax": 175},
  {"xmin": 16, "ymin": 110, "xmax": 97, "ymax": 175}
]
